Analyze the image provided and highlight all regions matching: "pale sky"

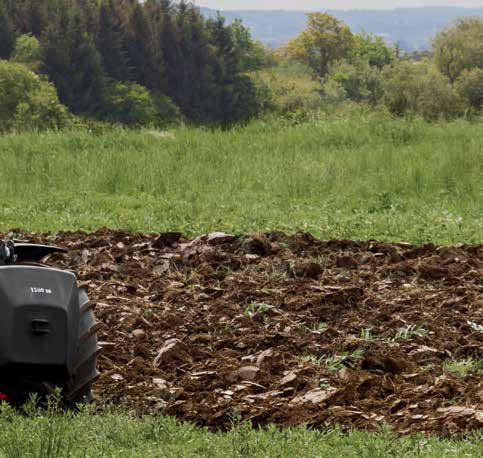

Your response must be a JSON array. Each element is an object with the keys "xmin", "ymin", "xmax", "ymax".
[{"xmin": 195, "ymin": 1, "xmax": 483, "ymax": 10}]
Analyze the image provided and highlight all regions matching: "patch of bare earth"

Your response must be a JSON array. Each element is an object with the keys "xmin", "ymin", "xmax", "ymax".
[{"xmin": 5, "ymin": 230, "xmax": 482, "ymax": 436}]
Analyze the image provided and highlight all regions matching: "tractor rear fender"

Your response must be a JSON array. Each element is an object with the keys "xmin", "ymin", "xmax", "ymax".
[{"xmin": 0, "ymin": 266, "xmax": 79, "ymax": 375}]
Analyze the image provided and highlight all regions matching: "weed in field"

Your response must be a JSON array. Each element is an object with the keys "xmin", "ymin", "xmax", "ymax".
[
  {"xmin": 215, "ymin": 265, "xmax": 233, "ymax": 279},
  {"xmin": 243, "ymin": 302, "xmax": 271, "ymax": 318},
  {"xmin": 325, "ymin": 349, "xmax": 365, "ymax": 373},
  {"xmin": 313, "ymin": 256, "xmax": 330, "ymax": 268},
  {"xmin": 368, "ymin": 192, "xmax": 397, "ymax": 214},
  {"xmin": 443, "ymin": 357, "xmax": 483, "ymax": 378},
  {"xmin": 318, "ymin": 377, "xmax": 331, "ymax": 389},
  {"xmin": 300, "ymin": 354, "xmax": 325, "ymax": 366},
  {"xmin": 392, "ymin": 324, "xmax": 428, "ymax": 341},
  {"xmin": 360, "ymin": 328, "xmax": 377, "ymax": 342}
]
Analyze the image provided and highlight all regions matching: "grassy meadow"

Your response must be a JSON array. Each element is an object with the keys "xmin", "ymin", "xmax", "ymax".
[{"xmin": 1, "ymin": 111, "xmax": 481, "ymax": 243}]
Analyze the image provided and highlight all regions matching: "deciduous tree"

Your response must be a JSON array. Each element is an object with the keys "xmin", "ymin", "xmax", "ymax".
[
  {"xmin": 285, "ymin": 13, "xmax": 354, "ymax": 78},
  {"xmin": 433, "ymin": 17, "xmax": 483, "ymax": 83},
  {"xmin": 0, "ymin": 60, "xmax": 68, "ymax": 131}
]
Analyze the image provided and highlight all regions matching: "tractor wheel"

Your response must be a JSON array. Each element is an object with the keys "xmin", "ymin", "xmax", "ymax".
[{"xmin": 63, "ymin": 288, "xmax": 100, "ymax": 406}]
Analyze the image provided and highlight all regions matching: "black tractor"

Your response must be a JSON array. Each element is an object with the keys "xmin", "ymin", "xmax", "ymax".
[{"xmin": 0, "ymin": 240, "xmax": 99, "ymax": 406}]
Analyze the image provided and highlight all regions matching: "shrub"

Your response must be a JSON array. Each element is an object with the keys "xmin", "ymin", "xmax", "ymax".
[
  {"xmin": 321, "ymin": 79, "xmax": 348, "ymax": 105},
  {"xmin": 0, "ymin": 60, "xmax": 69, "ymax": 132},
  {"xmin": 222, "ymin": 73, "xmax": 271, "ymax": 125},
  {"xmin": 381, "ymin": 60, "xmax": 466, "ymax": 120},
  {"xmin": 349, "ymin": 32, "xmax": 394, "ymax": 68},
  {"xmin": 455, "ymin": 68, "xmax": 483, "ymax": 112},
  {"xmin": 101, "ymin": 81, "xmax": 181, "ymax": 127},
  {"xmin": 151, "ymin": 93, "xmax": 183, "ymax": 126},
  {"xmin": 323, "ymin": 58, "xmax": 384, "ymax": 105},
  {"xmin": 253, "ymin": 61, "xmax": 323, "ymax": 117}
]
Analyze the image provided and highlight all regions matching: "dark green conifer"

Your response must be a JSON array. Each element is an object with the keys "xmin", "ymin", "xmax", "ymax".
[
  {"xmin": 208, "ymin": 14, "xmax": 258, "ymax": 124},
  {"xmin": 41, "ymin": 4, "xmax": 106, "ymax": 114},
  {"xmin": 0, "ymin": 2, "xmax": 15, "ymax": 59},
  {"xmin": 98, "ymin": 0, "xmax": 132, "ymax": 81},
  {"xmin": 126, "ymin": 2, "xmax": 164, "ymax": 92}
]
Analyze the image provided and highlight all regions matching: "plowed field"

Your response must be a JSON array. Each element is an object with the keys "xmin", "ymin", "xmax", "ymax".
[{"xmin": 5, "ymin": 230, "xmax": 482, "ymax": 436}]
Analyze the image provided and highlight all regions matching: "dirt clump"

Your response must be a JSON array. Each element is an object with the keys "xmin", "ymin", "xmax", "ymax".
[{"xmin": 4, "ymin": 229, "xmax": 482, "ymax": 436}]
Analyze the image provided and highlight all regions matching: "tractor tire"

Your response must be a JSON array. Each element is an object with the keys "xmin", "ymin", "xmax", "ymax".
[{"xmin": 63, "ymin": 288, "xmax": 100, "ymax": 406}]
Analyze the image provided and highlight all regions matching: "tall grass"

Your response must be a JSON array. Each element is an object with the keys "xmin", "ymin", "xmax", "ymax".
[
  {"xmin": 0, "ymin": 112, "xmax": 481, "ymax": 243},
  {"xmin": 0, "ymin": 402, "xmax": 481, "ymax": 457}
]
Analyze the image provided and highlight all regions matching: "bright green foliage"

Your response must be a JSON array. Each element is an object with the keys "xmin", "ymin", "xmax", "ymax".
[
  {"xmin": 101, "ymin": 80, "xmax": 179, "ymax": 127},
  {"xmin": 101, "ymin": 81, "xmax": 160, "ymax": 126},
  {"xmin": 350, "ymin": 32, "xmax": 394, "ymax": 68},
  {"xmin": 455, "ymin": 68, "xmax": 483, "ymax": 112},
  {"xmin": 0, "ymin": 2, "xmax": 15, "ymax": 60},
  {"xmin": 323, "ymin": 58, "xmax": 384, "ymax": 105},
  {"xmin": 432, "ymin": 17, "xmax": 483, "ymax": 83},
  {"xmin": 285, "ymin": 13, "xmax": 354, "ymax": 78},
  {"xmin": 0, "ymin": 60, "xmax": 68, "ymax": 132},
  {"xmin": 382, "ymin": 61, "xmax": 466, "ymax": 120},
  {"xmin": 0, "ymin": 113, "xmax": 481, "ymax": 244},
  {"xmin": 11, "ymin": 34, "xmax": 43, "ymax": 72}
]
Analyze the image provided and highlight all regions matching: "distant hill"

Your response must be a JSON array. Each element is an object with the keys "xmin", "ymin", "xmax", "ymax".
[{"xmin": 200, "ymin": 7, "xmax": 483, "ymax": 50}]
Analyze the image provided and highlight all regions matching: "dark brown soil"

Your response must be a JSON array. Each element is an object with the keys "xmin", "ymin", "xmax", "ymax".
[{"xmin": 4, "ymin": 229, "xmax": 482, "ymax": 435}]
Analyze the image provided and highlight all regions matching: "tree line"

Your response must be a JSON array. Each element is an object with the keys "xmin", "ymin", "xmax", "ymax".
[
  {"xmin": 0, "ymin": 3, "xmax": 481, "ymax": 131},
  {"xmin": 0, "ymin": 0, "xmax": 269, "ymax": 126},
  {"xmin": 280, "ymin": 13, "xmax": 482, "ymax": 119}
]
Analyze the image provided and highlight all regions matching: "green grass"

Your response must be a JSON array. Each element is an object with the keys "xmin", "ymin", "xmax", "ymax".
[
  {"xmin": 0, "ymin": 112, "xmax": 481, "ymax": 243},
  {"xmin": 0, "ymin": 404, "xmax": 481, "ymax": 458}
]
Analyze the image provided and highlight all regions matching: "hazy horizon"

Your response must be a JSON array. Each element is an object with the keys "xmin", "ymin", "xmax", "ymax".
[{"xmin": 195, "ymin": 1, "xmax": 483, "ymax": 10}]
